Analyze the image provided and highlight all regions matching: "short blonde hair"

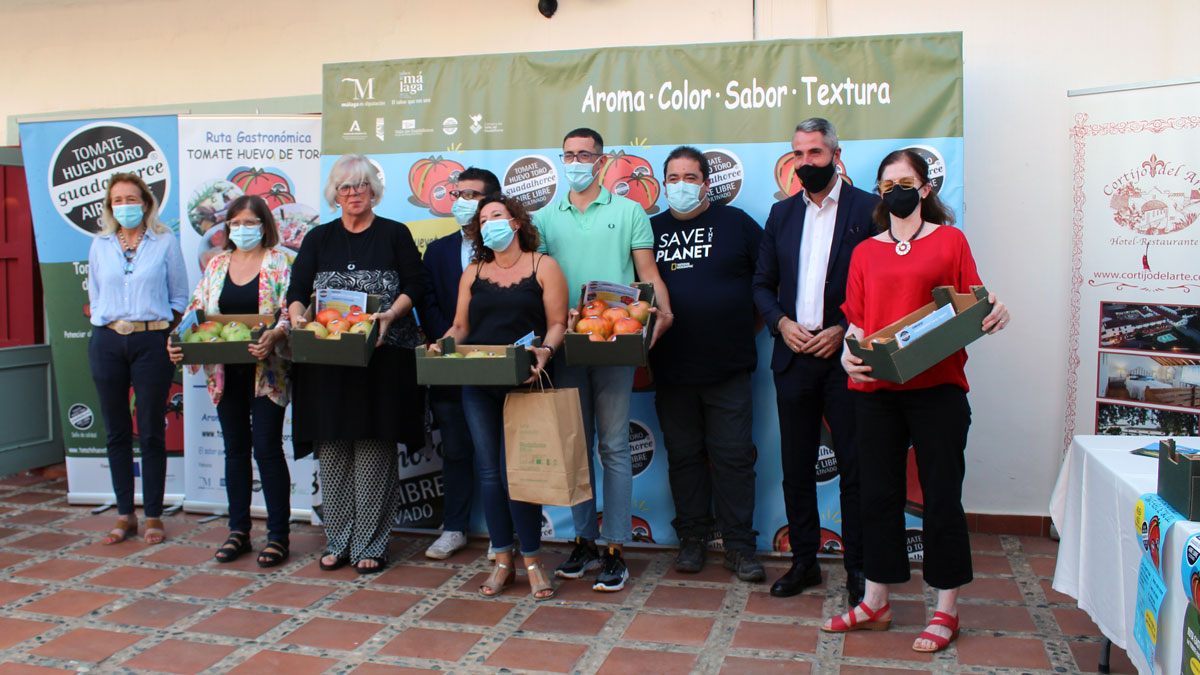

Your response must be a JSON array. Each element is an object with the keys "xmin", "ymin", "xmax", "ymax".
[
  {"xmin": 324, "ymin": 154, "xmax": 385, "ymax": 210},
  {"xmin": 98, "ymin": 172, "xmax": 172, "ymax": 236}
]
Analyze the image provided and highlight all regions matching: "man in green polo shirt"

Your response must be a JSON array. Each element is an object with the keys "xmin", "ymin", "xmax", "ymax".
[{"xmin": 533, "ymin": 127, "xmax": 673, "ymax": 592}]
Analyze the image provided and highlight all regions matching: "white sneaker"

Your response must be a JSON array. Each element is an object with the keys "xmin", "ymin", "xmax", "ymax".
[{"xmin": 425, "ymin": 531, "xmax": 467, "ymax": 559}]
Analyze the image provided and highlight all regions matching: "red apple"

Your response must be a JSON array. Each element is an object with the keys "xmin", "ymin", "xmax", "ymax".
[
  {"xmin": 588, "ymin": 332, "xmax": 607, "ymax": 342},
  {"xmin": 197, "ymin": 321, "xmax": 222, "ymax": 334},
  {"xmin": 316, "ymin": 308, "xmax": 343, "ymax": 326},
  {"xmin": 602, "ymin": 307, "xmax": 629, "ymax": 325},
  {"xmin": 344, "ymin": 311, "xmax": 369, "ymax": 326},
  {"xmin": 583, "ymin": 300, "xmax": 608, "ymax": 317},
  {"xmin": 612, "ymin": 317, "xmax": 643, "ymax": 335},
  {"xmin": 628, "ymin": 300, "xmax": 651, "ymax": 324},
  {"xmin": 326, "ymin": 319, "xmax": 350, "ymax": 334},
  {"xmin": 576, "ymin": 316, "xmax": 611, "ymax": 339}
]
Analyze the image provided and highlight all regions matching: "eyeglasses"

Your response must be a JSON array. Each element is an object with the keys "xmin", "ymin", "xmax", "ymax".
[
  {"xmin": 876, "ymin": 177, "xmax": 922, "ymax": 194},
  {"xmin": 227, "ymin": 219, "xmax": 262, "ymax": 228},
  {"xmin": 336, "ymin": 181, "xmax": 370, "ymax": 195},
  {"xmin": 559, "ymin": 151, "xmax": 602, "ymax": 164},
  {"xmin": 450, "ymin": 189, "xmax": 486, "ymax": 200}
]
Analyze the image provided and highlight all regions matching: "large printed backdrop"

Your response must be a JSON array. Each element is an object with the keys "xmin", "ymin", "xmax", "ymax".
[{"xmin": 321, "ymin": 34, "xmax": 965, "ymax": 553}]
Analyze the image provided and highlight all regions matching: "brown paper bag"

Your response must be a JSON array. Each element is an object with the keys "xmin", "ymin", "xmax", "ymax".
[{"xmin": 503, "ymin": 379, "xmax": 592, "ymax": 507}]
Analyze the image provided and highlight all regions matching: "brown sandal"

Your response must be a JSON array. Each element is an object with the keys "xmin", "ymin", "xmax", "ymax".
[
  {"xmin": 526, "ymin": 560, "xmax": 556, "ymax": 601},
  {"xmin": 144, "ymin": 517, "xmax": 166, "ymax": 545},
  {"xmin": 102, "ymin": 515, "xmax": 137, "ymax": 545},
  {"xmin": 479, "ymin": 562, "xmax": 514, "ymax": 597}
]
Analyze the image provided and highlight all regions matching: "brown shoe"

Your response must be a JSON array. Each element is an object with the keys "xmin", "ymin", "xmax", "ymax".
[
  {"xmin": 102, "ymin": 515, "xmax": 137, "ymax": 545},
  {"xmin": 144, "ymin": 518, "xmax": 166, "ymax": 545}
]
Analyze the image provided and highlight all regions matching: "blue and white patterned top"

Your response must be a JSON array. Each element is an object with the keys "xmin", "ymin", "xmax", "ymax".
[{"xmin": 87, "ymin": 229, "xmax": 189, "ymax": 326}]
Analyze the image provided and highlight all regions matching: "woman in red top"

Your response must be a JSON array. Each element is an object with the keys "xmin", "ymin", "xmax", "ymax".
[{"xmin": 819, "ymin": 149, "xmax": 1010, "ymax": 653}]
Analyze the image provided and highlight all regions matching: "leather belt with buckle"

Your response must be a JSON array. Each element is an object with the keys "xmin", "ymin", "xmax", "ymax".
[{"xmin": 107, "ymin": 320, "xmax": 170, "ymax": 335}]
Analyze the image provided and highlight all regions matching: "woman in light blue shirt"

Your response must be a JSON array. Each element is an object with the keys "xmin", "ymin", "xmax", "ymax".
[{"xmin": 87, "ymin": 172, "xmax": 188, "ymax": 546}]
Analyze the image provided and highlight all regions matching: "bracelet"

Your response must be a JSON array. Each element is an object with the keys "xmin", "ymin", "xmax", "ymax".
[{"xmin": 543, "ymin": 344, "xmax": 556, "ymax": 357}]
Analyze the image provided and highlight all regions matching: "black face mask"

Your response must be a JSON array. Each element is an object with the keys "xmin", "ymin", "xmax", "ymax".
[
  {"xmin": 882, "ymin": 186, "xmax": 922, "ymax": 218},
  {"xmin": 795, "ymin": 160, "xmax": 836, "ymax": 193}
]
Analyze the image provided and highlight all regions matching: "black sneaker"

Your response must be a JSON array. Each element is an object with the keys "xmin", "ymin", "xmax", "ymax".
[
  {"xmin": 724, "ymin": 549, "xmax": 766, "ymax": 582},
  {"xmin": 593, "ymin": 547, "xmax": 629, "ymax": 592},
  {"xmin": 555, "ymin": 538, "xmax": 601, "ymax": 579},
  {"xmin": 675, "ymin": 537, "xmax": 706, "ymax": 573}
]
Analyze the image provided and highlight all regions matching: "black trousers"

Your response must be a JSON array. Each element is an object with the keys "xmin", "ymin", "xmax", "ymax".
[
  {"xmin": 774, "ymin": 352, "xmax": 861, "ymax": 571},
  {"xmin": 857, "ymin": 384, "xmax": 973, "ymax": 589},
  {"xmin": 655, "ymin": 371, "xmax": 757, "ymax": 552}
]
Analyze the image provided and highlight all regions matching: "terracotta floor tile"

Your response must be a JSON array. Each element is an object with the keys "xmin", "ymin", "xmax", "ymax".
[
  {"xmin": 731, "ymin": 621, "xmax": 818, "ymax": 653},
  {"xmin": 744, "ymin": 590, "xmax": 824, "ymax": 618},
  {"xmin": 22, "ymin": 589, "xmax": 119, "ymax": 617},
  {"xmin": 889, "ymin": 599, "xmax": 930, "ymax": 627},
  {"xmin": 485, "ymin": 636, "xmax": 588, "ymax": 673},
  {"xmin": 4, "ymin": 509, "xmax": 69, "ymax": 526},
  {"xmin": 521, "ymin": 605, "xmax": 613, "ymax": 636},
  {"xmin": 350, "ymin": 665, "xmax": 438, "ymax": 675},
  {"xmin": 141, "ymin": 545, "xmax": 214, "ymax": 566},
  {"xmin": 378, "ymin": 626, "xmax": 482, "ymax": 660},
  {"xmin": 956, "ymin": 635, "xmax": 1052, "ymax": 668},
  {"xmin": 0, "ymin": 551, "xmax": 33, "ymax": 569},
  {"xmin": 121, "ymin": 638, "xmax": 237, "ymax": 674},
  {"xmin": 227, "ymin": 650, "xmax": 338, "ymax": 675},
  {"xmin": 843, "ymin": 630, "xmax": 935, "ymax": 662},
  {"xmin": 0, "ymin": 579, "xmax": 44, "ymax": 604},
  {"xmin": 0, "ymin": 526, "xmax": 23, "ymax": 539},
  {"xmin": 969, "ymin": 533, "xmax": 1006, "ymax": 551},
  {"xmin": 0, "ymin": 491, "xmax": 60, "ymax": 505},
  {"xmin": 1069, "ymin": 640, "xmax": 1138, "ymax": 674},
  {"xmin": 403, "ymin": 542, "xmax": 487, "ymax": 564},
  {"xmin": 88, "ymin": 565, "xmax": 176, "ymax": 589},
  {"xmin": 1054, "ymin": 607, "xmax": 1103, "ymax": 636},
  {"xmin": 623, "ymin": 613, "xmax": 714, "ymax": 646},
  {"xmin": 971, "ymin": 551, "xmax": 1015, "ymax": 575},
  {"xmin": 63, "ymin": 513, "xmax": 129, "ymax": 531},
  {"xmin": 1042, "ymin": 579, "xmax": 1076, "ymax": 603},
  {"xmin": 245, "ymin": 581, "xmax": 335, "ymax": 607},
  {"xmin": 10, "ymin": 532, "xmax": 84, "ymax": 550},
  {"xmin": 662, "ymin": 561, "xmax": 739, "ymax": 583},
  {"xmin": 12, "ymin": 558, "xmax": 101, "ymax": 580},
  {"xmin": 283, "ymin": 533, "xmax": 327, "ymax": 555},
  {"xmin": 839, "ymin": 667, "xmax": 931, "ymax": 675},
  {"xmin": 597, "ymin": 646, "xmax": 697, "ymax": 675},
  {"xmin": 279, "ymin": 616, "xmax": 385, "ymax": 650},
  {"xmin": 0, "ymin": 474, "xmax": 54, "ymax": 487},
  {"xmin": 552, "ymin": 576, "xmax": 634, "ymax": 603},
  {"xmin": 957, "ymin": 577, "xmax": 1024, "ymax": 601},
  {"xmin": 189, "ymin": 527, "xmax": 235, "ymax": 545},
  {"xmin": 188, "ymin": 607, "xmax": 291, "ymax": 638},
  {"xmin": 1019, "ymin": 535, "xmax": 1060, "ymax": 556},
  {"xmin": 957, "ymin": 603, "xmax": 1036, "ymax": 632},
  {"xmin": 423, "ymin": 597, "xmax": 515, "ymax": 626},
  {"xmin": 720, "ymin": 656, "xmax": 812, "ymax": 674},
  {"xmin": 1029, "ymin": 555, "xmax": 1059, "ymax": 576},
  {"xmin": 163, "ymin": 572, "xmax": 253, "ymax": 599},
  {"xmin": 0, "ymin": 616, "xmax": 56, "ymax": 649},
  {"xmin": 330, "ymin": 588, "xmax": 422, "ymax": 617},
  {"xmin": 371, "ymin": 564, "xmax": 458, "ymax": 589},
  {"xmin": 30, "ymin": 627, "xmax": 143, "ymax": 662},
  {"xmin": 102, "ymin": 597, "xmax": 201, "ymax": 627},
  {"xmin": 645, "ymin": 585, "xmax": 728, "ymax": 611},
  {"xmin": 73, "ymin": 539, "xmax": 152, "ymax": 558},
  {"xmin": 0, "ymin": 664, "xmax": 76, "ymax": 674},
  {"xmin": 292, "ymin": 559, "xmax": 362, "ymax": 582}
]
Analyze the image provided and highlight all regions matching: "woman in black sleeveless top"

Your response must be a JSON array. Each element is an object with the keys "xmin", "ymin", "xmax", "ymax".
[{"xmin": 433, "ymin": 194, "xmax": 568, "ymax": 600}]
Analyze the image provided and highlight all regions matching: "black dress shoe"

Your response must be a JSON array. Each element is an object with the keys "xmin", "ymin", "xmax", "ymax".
[
  {"xmin": 769, "ymin": 559, "xmax": 822, "ymax": 597},
  {"xmin": 846, "ymin": 569, "xmax": 866, "ymax": 606}
]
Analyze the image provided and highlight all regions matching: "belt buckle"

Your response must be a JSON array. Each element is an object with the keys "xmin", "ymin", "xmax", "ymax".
[{"xmin": 112, "ymin": 320, "xmax": 134, "ymax": 336}]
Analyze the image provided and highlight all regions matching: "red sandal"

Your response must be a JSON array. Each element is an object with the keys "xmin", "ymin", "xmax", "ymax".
[
  {"xmin": 820, "ymin": 601, "xmax": 891, "ymax": 633},
  {"xmin": 913, "ymin": 611, "xmax": 959, "ymax": 653}
]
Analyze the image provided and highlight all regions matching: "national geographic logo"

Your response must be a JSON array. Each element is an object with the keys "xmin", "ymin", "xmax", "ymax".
[{"xmin": 629, "ymin": 420, "xmax": 655, "ymax": 477}]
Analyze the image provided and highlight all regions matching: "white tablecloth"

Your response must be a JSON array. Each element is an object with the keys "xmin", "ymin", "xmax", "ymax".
[{"xmin": 1050, "ymin": 435, "xmax": 1200, "ymax": 675}]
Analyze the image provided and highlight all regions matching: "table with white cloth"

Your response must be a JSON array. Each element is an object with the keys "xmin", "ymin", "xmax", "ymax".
[{"xmin": 1050, "ymin": 435, "xmax": 1200, "ymax": 675}]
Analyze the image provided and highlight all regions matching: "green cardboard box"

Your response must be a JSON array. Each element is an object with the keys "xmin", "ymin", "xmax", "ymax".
[
  {"xmin": 170, "ymin": 310, "xmax": 275, "ymax": 365},
  {"xmin": 291, "ymin": 294, "xmax": 381, "ymax": 367},
  {"xmin": 415, "ymin": 336, "xmax": 538, "ymax": 386},
  {"xmin": 844, "ymin": 285, "xmax": 992, "ymax": 384},
  {"xmin": 1158, "ymin": 439, "xmax": 1200, "ymax": 520},
  {"xmin": 563, "ymin": 282, "xmax": 656, "ymax": 367}
]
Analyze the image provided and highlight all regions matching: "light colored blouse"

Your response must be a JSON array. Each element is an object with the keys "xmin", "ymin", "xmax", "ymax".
[{"xmin": 87, "ymin": 229, "xmax": 189, "ymax": 326}]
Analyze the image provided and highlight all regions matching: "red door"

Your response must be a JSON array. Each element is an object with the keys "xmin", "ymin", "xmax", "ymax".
[{"xmin": 0, "ymin": 159, "xmax": 43, "ymax": 347}]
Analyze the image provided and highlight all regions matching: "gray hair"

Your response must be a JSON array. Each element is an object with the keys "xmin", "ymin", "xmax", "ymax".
[
  {"xmin": 324, "ymin": 154, "xmax": 385, "ymax": 210},
  {"xmin": 795, "ymin": 118, "xmax": 839, "ymax": 152}
]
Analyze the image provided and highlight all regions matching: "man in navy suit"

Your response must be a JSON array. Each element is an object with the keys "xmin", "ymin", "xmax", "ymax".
[
  {"xmin": 752, "ymin": 118, "xmax": 878, "ymax": 606},
  {"xmin": 419, "ymin": 167, "xmax": 501, "ymax": 559}
]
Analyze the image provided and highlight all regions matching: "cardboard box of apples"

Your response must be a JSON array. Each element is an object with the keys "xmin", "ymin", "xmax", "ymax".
[
  {"xmin": 563, "ymin": 281, "xmax": 656, "ymax": 367},
  {"xmin": 170, "ymin": 310, "xmax": 276, "ymax": 365},
  {"xmin": 291, "ymin": 294, "xmax": 381, "ymax": 367},
  {"xmin": 415, "ymin": 336, "xmax": 540, "ymax": 386}
]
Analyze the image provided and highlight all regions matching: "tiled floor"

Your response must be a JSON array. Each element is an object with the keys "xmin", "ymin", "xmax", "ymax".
[{"xmin": 0, "ymin": 469, "xmax": 1136, "ymax": 674}]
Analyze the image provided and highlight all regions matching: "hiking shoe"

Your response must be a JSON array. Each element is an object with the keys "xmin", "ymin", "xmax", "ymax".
[
  {"xmin": 425, "ymin": 531, "xmax": 467, "ymax": 560},
  {"xmin": 555, "ymin": 538, "xmax": 601, "ymax": 579},
  {"xmin": 675, "ymin": 537, "xmax": 706, "ymax": 573},
  {"xmin": 724, "ymin": 549, "xmax": 766, "ymax": 582},
  {"xmin": 593, "ymin": 547, "xmax": 630, "ymax": 592}
]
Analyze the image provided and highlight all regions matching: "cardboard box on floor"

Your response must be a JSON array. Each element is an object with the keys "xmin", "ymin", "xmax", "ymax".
[
  {"xmin": 415, "ymin": 336, "xmax": 539, "ymax": 386},
  {"xmin": 170, "ymin": 310, "xmax": 275, "ymax": 365},
  {"xmin": 563, "ymin": 282, "xmax": 656, "ymax": 367},
  {"xmin": 291, "ymin": 294, "xmax": 381, "ymax": 367},
  {"xmin": 844, "ymin": 285, "xmax": 992, "ymax": 384},
  {"xmin": 1158, "ymin": 439, "xmax": 1200, "ymax": 519}
]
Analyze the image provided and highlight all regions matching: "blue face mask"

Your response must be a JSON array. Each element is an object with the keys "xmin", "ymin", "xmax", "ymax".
[
  {"xmin": 452, "ymin": 198, "xmax": 479, "ymax": 227},
  {"xmin": 563, "ymin": 161, "xmax": 596, "ymax": 192},
  {"xmin": 113, "ymin": 203, "xmax": 144, "ymax": 229},
  {"xmin": 666, "ymin": 181, "xmax": 705, "ymax": 214},
  {"xmin": 229, "ymin": 224, "xmax": 263, "ymax": 250},
  {"xmin": 481, "ymin": 219, "xmax": 516, "ymax": 251}
]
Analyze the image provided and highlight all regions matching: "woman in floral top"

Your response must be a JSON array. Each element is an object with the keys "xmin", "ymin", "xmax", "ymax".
[{"xmin": 168, "ymin": 195, "xmax": 294, "ymax": 567}]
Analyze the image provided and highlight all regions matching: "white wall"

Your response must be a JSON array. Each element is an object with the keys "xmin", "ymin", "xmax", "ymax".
[{"xmin": 2, "ymin": 0, "xmax": 1194, "ymax": 516}]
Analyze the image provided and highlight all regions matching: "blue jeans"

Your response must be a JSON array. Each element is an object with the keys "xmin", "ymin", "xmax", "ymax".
[
  {"xmin": 430, "ymin": 388, "xmax": 475, "ymax": 532},
  {"xmin": 461, "ymin": 385, "xmax": 542, "ymax": 556},
  {"xmin": 558, "ymin": 362, "xmax": 635, "ymax": 545},
  {"xmin": 216, "ymin": 365, "xmax": 291, "ymax": 542},
  {"xmin": 87, "ymin": 326, "xmax": 174, "ymax": 518}
]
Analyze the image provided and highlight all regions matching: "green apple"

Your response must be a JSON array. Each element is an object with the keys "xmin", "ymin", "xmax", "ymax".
[
  {"xmin": 349, "ymin": 321, "xmax": 373, "ymax": 335},
  {"xmin": 465, "ymin": 350, "xmax": 488, "ymax": 359},
  {"xmin": 190, "ymin": 331, "xmax": 219, "ymax": 342},
  {"xmin": 228, "ymin": 329, "xmax": 253, "ymax": 342},
  {"xmin": 220, "ymin": 321, "xmax": 248, "ymax": 339},
  {"xmin": 302, "ymin": 322, "xmax": 329, "ymax": 339}
]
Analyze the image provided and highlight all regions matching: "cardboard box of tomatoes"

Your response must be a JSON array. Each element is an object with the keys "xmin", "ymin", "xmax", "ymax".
[
  {"xmin": 415, "ymin": 336, "xmax": 540, "ymax": 386},
  {"xmin": 291, "ymin": 292, "xmax": 381, "ymax": 367},
  {"xmin": 563, "ymin": 281, "xmax": 656, "ymax": 367},
  {"xmin": 170, "ymin": 309, "xmax": 276, "ymax": 365},
  {"xmin": 843, "ymin": 285, "xmax": 993, "ymax": 384}
]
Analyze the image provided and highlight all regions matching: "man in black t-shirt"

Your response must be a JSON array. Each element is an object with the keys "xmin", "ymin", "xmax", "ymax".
[{"xmin": 650, "ymin": 146, "xmax": 765, "ymax": 581}]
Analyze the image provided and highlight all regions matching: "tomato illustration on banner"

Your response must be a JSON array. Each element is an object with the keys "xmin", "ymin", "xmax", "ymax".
[
  {"xmin": 227, "ymin": 166, "xmax": 296, "ymax": 210},
  {"xmin": 407, "ymin": 155, "xmax": 464, "ymax": 215},
  {"xmin": 598, "ymin": 149, "xmax": 660, "ymax": 213},
  {"xmin": 772, "ymin": 151, "xmax": 852, "ymax": 200}
]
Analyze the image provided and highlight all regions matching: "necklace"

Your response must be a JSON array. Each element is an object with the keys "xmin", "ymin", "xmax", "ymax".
[
  {"xmin": 492, "ymin": 251, "xmax": 524, "ymax": 270},
  {"xmin": 116, "ymin": 228, "xmax": 142, "ymax": 274},
  {"xmin": 341, "ymin": 224, "xmax": 362, "ymax": 271},
  {"xmin": 887, "ymin": 221, "xmax": 926, "ymax": 256}
]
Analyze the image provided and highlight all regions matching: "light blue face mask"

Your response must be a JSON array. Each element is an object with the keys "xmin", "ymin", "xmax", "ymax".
[
  {"xmin": 666, "ymin": 181, "xmax": 705, "ymax": 214},
  {"xmin": 113, "ymin": 203, "xmax": 144, "ymax": 229},
  {"xmin": 229, "ymin": 224, "xmax": 263, "ymax": 250},
  {"xmin": 563, "ymin": 162, "xmax": 596, "ymax": 192},
  {"xmin": 452, "ymin": 198, "xmax": 479, "ymax": 227},
  {"xmin": 481, "ymin": 219, "xmax": 516, "ymax": 251}
]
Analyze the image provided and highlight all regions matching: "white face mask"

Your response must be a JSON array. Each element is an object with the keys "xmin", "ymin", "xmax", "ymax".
[
  {"xmin": 564, "ymin": 161, "xmax": 596, "ymax": 191},
  {"xmin": 666, "ymin": 181, "xmax": 704, "ymax": 214}
]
